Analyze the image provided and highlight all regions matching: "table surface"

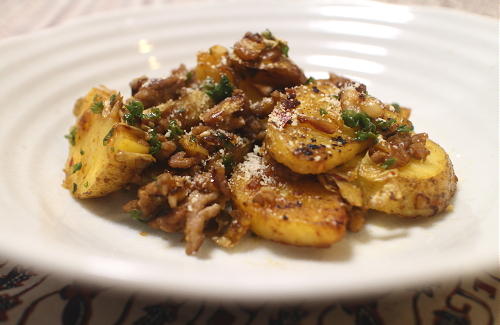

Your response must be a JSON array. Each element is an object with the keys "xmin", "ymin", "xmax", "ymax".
[{"xmin": 0, "ymin": 0, "xmax": 498, "ymax": 324}]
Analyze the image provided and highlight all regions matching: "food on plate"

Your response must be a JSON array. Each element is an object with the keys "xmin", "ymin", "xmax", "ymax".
[
  {"xmin": 230, "ymin": 148, "xmax": 348, "ymax": 247},
  {"xmin": 322, "ymin": 139, "xmax": 457, "ymax": 217},
  {"xmin": 63, "ymin": 31, "xmax": 457, "ymax": 255}
]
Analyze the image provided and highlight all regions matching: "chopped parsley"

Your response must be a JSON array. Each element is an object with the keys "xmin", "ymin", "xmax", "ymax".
[
  {"xmin": 391, "ymin": 102, "xmax": 401, "ymax": 112},
  {"xmin": 90, "ymin": 95, "xmax": 104, "ymax": 114},
  {"xmin": 80, "ymin": 149, "xmax": 85, "ymax": 155},
  {"xmin": 319, "ymin": 108, "xmax": 328, "ymax": 116},
  {"xmin": 167, "ymin": 120, "xmax": 184, "ymax": 140},
  {"xmin": 84, "ymin": 181, "xmax": 89, "ymax": 188},
  {"xmin": 103, "ymin": 128, "xmax": 114, "ymax": 145},
  {"xmin": 280, "ymin": 44, "xmax": 289, "ymax": 57},
  {"xmin": 129, "ymin": 209, "xmax": 144, "ymax": 222},
  {"xmin": 262, "ymin": 29, "xmax": 275, "ymax": 40},
  {"xmin": 381, "ymin": 157, "xmax": 397, "ymax": 169},
  {"xmin": 124, "ymin": 100, "xmax": 144, "ymax": 125},
  {"xmin": 109, "ymin": 94, "xmax": 117, "ymax": 106},
  {"xmin": 354, "ymin": 131, "xmax": 378, "ymax": 141},
  {"xmin": 147, "ymin": 129, "xmax": 161, "ymax": 155},
  {"xmin": 331, "ymin": 94, "xmax": 340, "ymax": 100},
  {"xmin": 190, "ymin": 134, "xmax": 197, "ymax": 142},
  {"xmin": 222, "ymin": 154, "xmax": 234, "ymax": 172},
  {"xmin": 202, "ymin": 75, "xmax": 234, "ymax": 103},
  {"xmin": 216, "ymin": 131, "xmax": 234, "ymax": 149},
  {"xmin": 72, "ymin": 162, "xmax": 82, "ymax": 174},
  {"xmin": 305, "ymin": 77, "xmax": 315, "ymax": 85},
  {"xmin": 64, "ymin": 127, "xmax": 76, "ymax": 146},
  {"xmin": 375, "ymin": 118, "xmax": 396, "ymax": 131},
  {"xmin": 341, "ymin": 110, "xmax": 376, "ymax": 133},
  {"xmin": 72, "ymin": 183, "xmax": 77, "ymax": 193},
  {"xmin": 143, "ymin": 107, "xmax": 161, "ymax": 120},
  {"xmin": 186, "ymin": 71, "xmax": 194, "ymax": 82},
  {"xmin": 397, "ymin": 124, "xmax": 414, "ymax": 133}
]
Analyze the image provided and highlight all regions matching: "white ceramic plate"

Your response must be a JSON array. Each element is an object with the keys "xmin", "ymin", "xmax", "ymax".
[{"xmin": 0, "ymin": 0, "xmax": 497, "ymax": 301}]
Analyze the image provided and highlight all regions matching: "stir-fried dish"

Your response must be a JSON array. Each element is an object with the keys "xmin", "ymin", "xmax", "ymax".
[{"xmin": 63, "ymin": 31, "xmax": 458, "ymax": 255}]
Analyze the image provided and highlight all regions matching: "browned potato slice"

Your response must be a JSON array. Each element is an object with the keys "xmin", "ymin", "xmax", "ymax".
[
  {"xmin": 195, "ymin": 45, "xmax": 235, "ymax": 83},
  {"xmin": 325, "ymin": 139, "xmax": 457, "ymax": 217},
  {"xmin": 63, "ymin": 87, "xmax": 155, "ymax": 198},
  {"xmin": 229, "ymin": 150, "xmax": 347, "ymax": 247},
  {"xmin": 265, "ymin": 83, "xmax": 370, "ymax": 174}
]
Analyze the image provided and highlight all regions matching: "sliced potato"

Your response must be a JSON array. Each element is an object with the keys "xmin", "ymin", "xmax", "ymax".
[
  {"xmin": 195, "ymin": 45, "xmax": 235, "ymax": 83},
  {"xmin": 63, "ymin": 88, "xmax": 155, "ymax": 198},
  {"xmin": 325, "ymin": 139, "xmax": 457, "ymax": 217},
  {"xmin": 229, "ymin": 150, "xmax": 347, "ymax": 247},
  {"xmin": 265, "ymin": 83, "xmax": 370, "ymax": 174}
]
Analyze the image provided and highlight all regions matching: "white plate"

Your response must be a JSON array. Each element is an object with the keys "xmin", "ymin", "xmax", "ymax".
[{"xmin": 0, "ymin": 0, "xmax": 497, "ymax": 301}]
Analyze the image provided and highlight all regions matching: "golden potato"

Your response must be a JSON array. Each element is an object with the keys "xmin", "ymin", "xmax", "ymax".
[
  {"xmin": 324, "ymin": 140, "xmax": 457, "ymax": 217},
  {"xmin": 265, "ymin": 83, "xmax": 370, "ymax": 174},
  {"xmin": 63, "ymin": 88, "xmax": 155, "ymax": 198},
  {"xmin": 229, "ymin": 150, "xmax": 347, "ymax": 247},
  {"xmin": 195, "ymin": 45, "xmax": 235, "ymax": 84}
]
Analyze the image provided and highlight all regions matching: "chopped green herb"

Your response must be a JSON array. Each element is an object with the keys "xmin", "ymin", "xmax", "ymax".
[
  {"xmin": 90, "ymin": 95, "xmax": 104, "ymax": 114},
  {"xmin": 391, "ymin": 102, "xmax": 401, "ymax": 112},
  {"xmin": 381, "ymin": 157, "xmax": 397, "ymax": 169},
  {"xmin": 305, "ymin": 77, "xmax": 315, "ymax": 85},
  {"xmin": 80, "ymin": 149, "xmax": 85, "ymax": 155},
  {"xmin": 72, "ymin": 162, "xmax": 82, "ymax": 174},
  {"xmin": 84, "ymin": 181, "xmax": 89, "ymax": 188},
  {"xmin": 65, "ymin": 127, "xmax": 77, "ymax": 146},
  {"xmin": 375, "ymin": 118, "xmax": 396, "ymax": 131},
  {"xmin": 109, "ymin": 94, "xmax": 117, "ymax": 106},
  {"xmin": 261, "ymin": 29, "xmax": 275, "ymax": 40},
  {"xmin": 354, "ymin": 131, "xmax": 378, "ymax": 141},
  {"xmin": 319, "ymin": 108, "xmax": 328, "ymax": 116},
  {"xmin": 124, "ymin": 100, "xmax": 144, "ymax": 125},
  {"xmin": 143, "ymin": 107, "xmax": 161, "ymax": 120},
  {"xmin": 103, "ymin": 128, "xmax": 114, "ymax": 145},
  {"xmin": 331, "ymin": 94, "xmax": 340, "ymax": 100},
  {"xmin": 186, "ymin": 71, "xmax": 194, "ymax": 82},
  {"xmin": 216, "ymin": 131, "xmax": 234, "ymax": 149},
  {"xmin": 341, "ymin": 110, "xmax": 376, "ymax": 133},
  {"xmin": 397, "ymin": 124, "xmax": 414, "ymax": 133},
  {"xmin": 280, "ymin": 44, "xmax": 289, "ymax": 57},
  {"xmin": 202, "ymin": 75, "xmax": 234, "ymax": 103},
  {"xmin": 222, "ymin": 154, "xmax": 234, "ymax": 172},
  {"xmin": 129, "ymin": 209, "xmax": 144, "ymax": 222},
  {"xmin": 190, "ymin": 134, "xmax": 197, "ymax": 142},
  {"xmin": 147, "ymin": 129, "xmax": 161, "ymax": 155},
  {"xmin": 72, "ymin": 183, "xmax": 77, "ymax": 193},
  {"xmin": 167, "ymin": 120, "xmax": 184, "ymax": 140}
]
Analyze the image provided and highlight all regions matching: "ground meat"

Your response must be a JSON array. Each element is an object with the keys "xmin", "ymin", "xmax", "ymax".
[
  {"xmin": 233, "ymin": 32, "xmax": 266, "ymax": 61},
  {"xmin": 229, "ymin": 33, "xmax": 306, "ymax": 89},
  {"xmin": 132, "ymin": 64, "xmax": 188, "ymax": 108},
  {"xmin": 157, "ymin": 141, "xmax": 177, "ymax": 160},
  {"xmin": 168, "ymin": 151, "xmax": 198, "ymax": 169},
  {"xmin": 212, "ymin": 163, "xmax": 231, "ymax": 197},
  {"xmin": 369, "ymin": 132, "xmax": 430, "ymax": 168},
  {"xmin": 200, "ymin": 92, "xmax": 247, "ymax": 131},
  {"xmin": 184, "ymin": 191, "xmax": 221, "ymax": 255},
  {"xmin": 329, "ymin": 72, "xmax": 367, "ymax": 94},
  {"xmin": 123, "ymin": 173, "xmax": 188, "ymax": 218},
  {"xmin": 212, "ymin": 209, "xmax": 251, "ymax": 248},
  {"xmin": 148, "ymin": 205, "xmax": 188, "ymax": 233},
  {"xmin": 129, "ymin": 76, "xmax": 148, "ymax": 96}
]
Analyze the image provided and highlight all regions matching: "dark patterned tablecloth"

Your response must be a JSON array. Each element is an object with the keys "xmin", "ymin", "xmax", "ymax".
[{"xmin": 1, "ymin": 260, "xmax": 498, "ymax": 324}]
